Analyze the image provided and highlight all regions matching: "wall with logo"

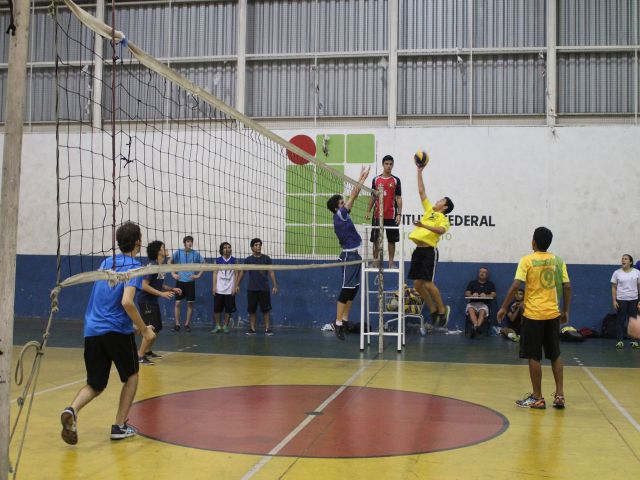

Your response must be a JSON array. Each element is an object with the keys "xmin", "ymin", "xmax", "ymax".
[{"xmin": 2, "ymin": 125, "xmax": 639, "ymax": 330}]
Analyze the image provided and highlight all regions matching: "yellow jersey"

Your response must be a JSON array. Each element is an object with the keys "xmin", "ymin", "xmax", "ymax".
[
  {"xmin": 515, "ymin": 251, "xmax": 570, "ymax": 320},
  {"xmin": 408, "ymin": 198, "xmax": 450, "ymax": 247}
]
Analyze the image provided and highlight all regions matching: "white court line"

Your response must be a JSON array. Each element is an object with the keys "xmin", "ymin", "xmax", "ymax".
[
  {"xmin": 582, "ymin": 365, "xmax": 640, "ymax": 433},
  {"xmin": 10, "ymin": 350, "xmax": 179, "ymax": 405},
  {"xmin": 241, "ymin": 363, "xmax": 371, "ymax": 480}
]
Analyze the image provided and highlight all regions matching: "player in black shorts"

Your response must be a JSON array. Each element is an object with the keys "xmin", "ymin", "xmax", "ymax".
[
  {"xmin": 365, "ymin": 155, "xmax": 403, "ymax": 268},
  {"xmin": 137, "ymin": 241, "xmax": 182, "ymax": 364}
]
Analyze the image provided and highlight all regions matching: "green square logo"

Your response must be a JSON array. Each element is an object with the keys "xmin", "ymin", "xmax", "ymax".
[
  {"xmin": 346, "ymin": 134, "xmax": 375, "ymax": 164},
  {"xmin": 316, "ymin": 134, "xmax": 345, "ymax": 163}
]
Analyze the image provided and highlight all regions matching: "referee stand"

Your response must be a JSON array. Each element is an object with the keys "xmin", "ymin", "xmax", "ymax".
[{"xmin": 360, "ymin": 223, "xmax": 405, "ymax": 353}]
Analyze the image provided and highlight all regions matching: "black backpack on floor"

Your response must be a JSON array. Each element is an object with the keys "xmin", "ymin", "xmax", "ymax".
[{"xmin": 601, "ymin": 313, "xmax": 618, "ymax": 339}]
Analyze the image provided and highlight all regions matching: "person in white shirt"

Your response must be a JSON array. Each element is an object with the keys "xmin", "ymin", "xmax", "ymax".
[
  {"xmin": 212, "ymin": 242, "xmax": 237, "ymax": 333},
  {"xmin": 610, "ymin": 253, "xmax": 640, "ymax": 349}
]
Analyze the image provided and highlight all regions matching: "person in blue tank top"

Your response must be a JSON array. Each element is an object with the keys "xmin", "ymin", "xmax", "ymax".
[
  {"xmin": 326, "ymin": 165, "xmax": 371, "ymax": 339},
  {"xmin": 60, "ymin": 222, "xmax": 156, "ymax": 445}
]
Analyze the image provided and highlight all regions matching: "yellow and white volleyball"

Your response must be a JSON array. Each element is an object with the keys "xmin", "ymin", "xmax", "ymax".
[{"xmin": 414, "ymin": 150, "xmax": 429, "ymax": 168}]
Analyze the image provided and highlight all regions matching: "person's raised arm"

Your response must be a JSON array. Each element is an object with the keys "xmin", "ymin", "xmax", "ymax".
[
  {"xmin": 345, "ymin": 165, "xmax": 371, "ymax": 211},
  {"xmin": 364, "ymin": 177, "xmax": 376, "ymax": 220},
  {"xmin": 416, "ymin": 164, "xmax": 427, "ymax": 202}
]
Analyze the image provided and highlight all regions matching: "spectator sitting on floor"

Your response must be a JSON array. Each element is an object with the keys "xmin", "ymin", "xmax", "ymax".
[
  {"xmin": 465, "ymin": 267, "xmax": 497, "ymax": 338},
  {"xmin": 499, "ymin": 288, "xmax": 524, "ymax": 342}
]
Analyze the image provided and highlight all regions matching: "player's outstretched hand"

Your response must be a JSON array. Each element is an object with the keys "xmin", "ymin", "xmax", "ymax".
[
  {"xmin": 359, "ymin": 165, "xmax": 371, "ymax": 181},
  {"xmin": 560, "ymin": 312, "xmax": 569, "ymax": 325},
  {"xmin": 497, "ymin": 307, "xmax": 507, "ymax": 322},
  {"xmin": 161, "ymin": 290, "xmax": 175, "ymax": 299},
  {"xmin": 272, "ymin": 286, "xmax": 279, "ymax": 295}
]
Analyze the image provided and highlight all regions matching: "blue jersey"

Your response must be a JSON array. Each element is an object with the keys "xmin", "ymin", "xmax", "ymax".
[
  {"xmin": 84, "ymin": 254, "xmax": 143, "ymax": 337},
  {"xmin": 333, "ymin": 206, "xmax": 361, "ymax": 250},
  {"xmin": 171, "ymin": 248, "xmax": 203, "ymax": 282},
  {"xmin": 244, "ymin": 254, "xmax": 272, "ymax": 291}
]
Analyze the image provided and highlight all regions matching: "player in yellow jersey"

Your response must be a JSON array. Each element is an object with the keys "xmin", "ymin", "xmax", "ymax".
[
  {"xmin": 497, "ymin": 227, "xmax": 571, "ymax": 410},
  {"xmin": 407, "ymin": 161, "xmax": 454, "ymax": 328}
]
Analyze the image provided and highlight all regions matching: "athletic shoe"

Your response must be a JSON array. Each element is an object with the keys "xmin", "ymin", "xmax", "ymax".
[
  {"xmin": 223, "ymin": 325, "xmax": 230, "ymax": 334},
  {"xmin": 333, "ymin": 322, "xmax": 345, "ymax": 340},
  {"xmin": 631, "ymin": 341, "xmax": 639, "ymax": 349},
  {"xmin": 138, "ymin": 355, "xmax": 154, "ymax": 366},
  {"xmin": 145, "ymin": 351, "xmax": 162, "ymax": 359},
  {"xmin": 173, "ymin": 325, "xmax": 180, "ymax": 332},
  {"xmin": 515, "ymin": 394, "xmax": 546, "ymax": 409},
  {"xmin": 442, "ymin": 305, "xmax": 451, "ymax": 328},
  {"xmin": 513, "ymin": 335, "xmax": 521, "ymax": 343},
  {"xmin": 185, "ymin": 325, "xmax": 191, "ymax": 333},
  {"xmin": 212, "ymin": 325, "xmax": 222, "ymax": 333},
  {"xmin": 552, "ymin": 392, "xmax": 565, "ymax": 409},
  {"xmin": 342, "ymin": 320, "xmax": 350, "ymax": 335},
  {"xmin": 265, "ymin": 329, "xmax": 274, "ymax": 336},
  {"xmin": 616, "ymin": 341, "xmax": 624, "ymax": 349},
  {"xmin": 110, "ymin": 422, "xmax": 137, "ymax": 440},
  {"xmin": 245, "ymin": 329, "xmax": 256, "ymax": 335},
  {"xmin": 60, "ymin": 407, "xmax": 78, "ymax": 445}
]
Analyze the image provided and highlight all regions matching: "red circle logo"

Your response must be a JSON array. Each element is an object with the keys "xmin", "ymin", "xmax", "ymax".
[{"xmin": 286, "ymin": 135, "xmax": 316, "ymax": 165}]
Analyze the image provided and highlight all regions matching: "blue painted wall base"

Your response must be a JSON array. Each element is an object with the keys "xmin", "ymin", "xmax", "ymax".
[{"xmin": 16, "ymin": 255, "xmax": 613, "ymax": 332}]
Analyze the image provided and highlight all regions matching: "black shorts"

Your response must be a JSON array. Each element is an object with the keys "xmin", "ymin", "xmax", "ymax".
[
  {"xmin": 139, "ymin": 302, "xmax": 162, "ymax": 332},
  {"xmin": 408, "ymin": 247, "xmax": 438, "ymax": 282},
  {"xmin": 176, "ymin": 281, "xmax": 196, "ymax": 302},
  {"xmin": 214, "ymin": 293, "xmax": 237, "ymax": 314},
  {"xmin": 370, "ymin": 218, "xmax": 400, "ymax": 243},
  {"xmin": 84, "ymin": 333, "xmax": 139, "ymax": 392},
  {"xmin": 248, "ymin": 290, "xmax": 272, "ymax": 314},
  {"xmin": 519, "ymin": 317, "xmax": 561, "ymax": 362}
]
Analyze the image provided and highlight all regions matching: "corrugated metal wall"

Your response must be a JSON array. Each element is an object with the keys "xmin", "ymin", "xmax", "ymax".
[
  {"xmin": 558, "ymin": 0, "xmax": 636, "ymax": 46},
  {"xmin": 1, "ymin": 0, "xmax": 639, "ymax": 124}
]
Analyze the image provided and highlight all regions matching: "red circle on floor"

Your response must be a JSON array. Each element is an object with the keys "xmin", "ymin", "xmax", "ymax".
[
  {"xmin": 129, "ymin": 386, "xmax": 508, "ymax": 458},
  {"xmin": 286, "ymin": 134, "xmax": 316, "ymax": 165}
]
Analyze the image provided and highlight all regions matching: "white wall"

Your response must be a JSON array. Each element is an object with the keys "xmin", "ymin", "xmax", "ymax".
[{"xmin": 2, "ymin": 125, "xmax": 639, "ymax": 264}]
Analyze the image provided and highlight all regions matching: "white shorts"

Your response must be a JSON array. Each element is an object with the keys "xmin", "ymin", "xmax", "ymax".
[{"xmin": 466, "ymin": 302, "xmax": 489, "ymax": 315}]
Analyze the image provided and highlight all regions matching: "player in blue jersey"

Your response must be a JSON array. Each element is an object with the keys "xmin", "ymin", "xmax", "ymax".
[
  {"xmin": 60, "ymin": 222, "xmax": 156, "ymax": 445},
  {"xmin": 326, "ymin": 166, "xmax": 371, "ymax": 339}
]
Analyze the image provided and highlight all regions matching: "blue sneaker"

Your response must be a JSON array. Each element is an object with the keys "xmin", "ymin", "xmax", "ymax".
[{"xmin": 110, "ymin": 422, "xmax": 137, "ymax": 440}]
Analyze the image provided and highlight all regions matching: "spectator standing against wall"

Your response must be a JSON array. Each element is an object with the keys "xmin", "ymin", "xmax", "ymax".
[
  {"xmin": 611, "ymin": 254, "xmax": 640, "ymax": 349},
  {"xmin": 170, "ymin": 235, "xmax": 204, "ymax": 332}
]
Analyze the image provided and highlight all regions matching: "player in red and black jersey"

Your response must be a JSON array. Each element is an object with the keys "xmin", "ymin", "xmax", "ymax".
[{"xmin": 365, "ymin": 155, "xmax": 403, "ymax": 268}]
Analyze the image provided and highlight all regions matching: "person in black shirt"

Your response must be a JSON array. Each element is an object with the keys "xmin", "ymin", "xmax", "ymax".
[{"xmin": 465, "ymin": 267, "xmax": 496, "ymax": 338}]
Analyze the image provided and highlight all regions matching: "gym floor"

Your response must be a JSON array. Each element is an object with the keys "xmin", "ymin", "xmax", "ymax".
[{"xmin": 9, "ymin": 318, "xmax": 640, "ymax": 479}]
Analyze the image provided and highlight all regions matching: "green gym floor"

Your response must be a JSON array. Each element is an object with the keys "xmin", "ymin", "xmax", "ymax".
[{"xmin": 9, "ymin": 318, "xmax": 640, "ymax": 479}]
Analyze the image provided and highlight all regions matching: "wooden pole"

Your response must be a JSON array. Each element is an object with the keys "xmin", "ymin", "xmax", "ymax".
[{"xmin": 0, "ymin": 0, "xmax": 32, "ymax": 478}]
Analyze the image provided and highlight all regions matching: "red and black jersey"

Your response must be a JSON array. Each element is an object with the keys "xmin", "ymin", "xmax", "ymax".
[{"xmin": 371, "ymin": 174, "xmax": 402, "ymax": 219}]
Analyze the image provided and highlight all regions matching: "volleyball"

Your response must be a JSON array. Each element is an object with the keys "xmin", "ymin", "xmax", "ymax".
[{"xmin": 414, "ymin": 150, "xmax": 429, "ymax": 167}]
